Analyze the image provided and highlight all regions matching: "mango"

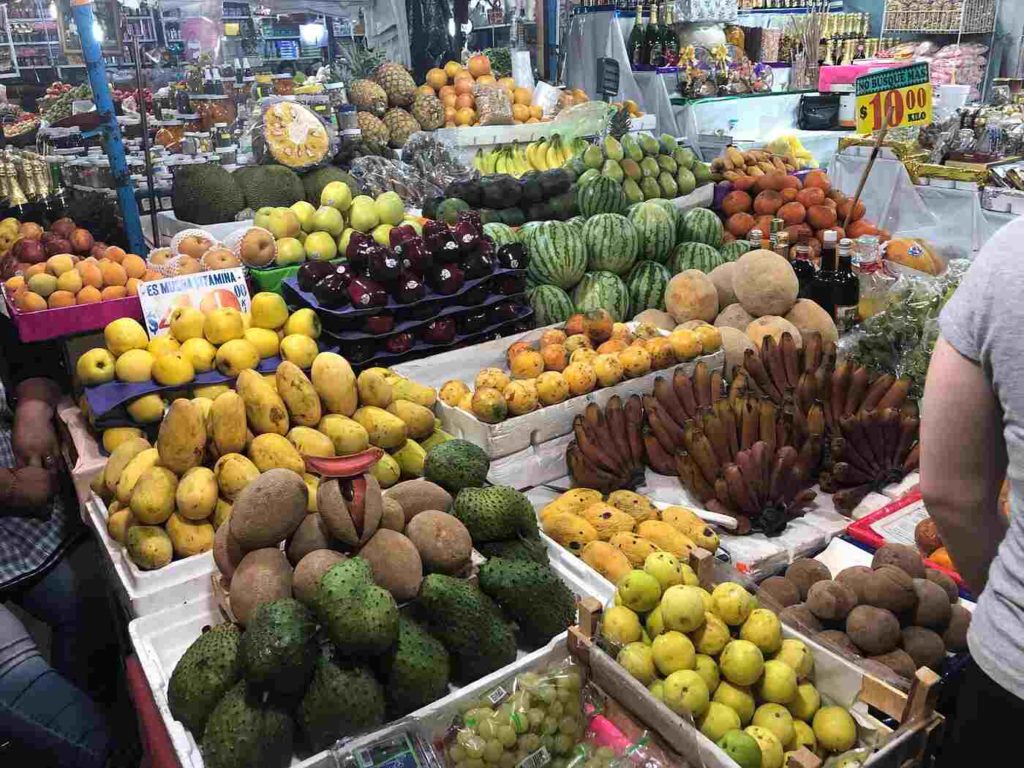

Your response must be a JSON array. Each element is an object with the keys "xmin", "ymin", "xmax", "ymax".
[
  {"xmin": 248, "ymin": 433, "xmax": 305, "ymax": 474},
  {"xmin": 581, "ymin": 540, "xmax": 633, "ymax": 584},
  {"xmin": 106, "ymin": 507, "xmax": 137, "ymax": 543},
  {"xmin": 352, "ymin": 406, "xmax": 408, "ymax": 450},
  {"xmin": 286, "ymin": 426, "xmax": 335, "ymax": 457},
  {"xmin": 213, "ymin": 453, "xmax": 260, "ymax": 500},
  {"xmin": 540, "ymin": 489, "xmax": 604, "ymax": 523},
  {"xmin": 116, "ymin": 447, "xmax": 161, "ymax": 505},
  {"xmin": 208, "ymin": 391, "xmax": 247, "ymax": 457},
  {"xmin": 213, "ymin": 498, "xmax": 232, "ymax": 529},
  {"xmin": 103, "ymin": 437, "xmax": 152, "ymax": 495},
  {"xmin": 580, "ymin": 502, "xmax": 637, "ymax": 541},
  {"xmin": 156, "ymin": 399, "xmax": 207, "ymax": 475},
  {"xmin": 302, "ymin": 473, "xmax": 319, "ymax": 512},
  {"xmin": 130, "ymin": 466, "xmax": 179, "ymax": 524},
  {"xmin": 236, "ymin": 369, "xmax": 289, "ymax": 436},
  {"xmin": 609, "ymin": 532, "xmax": 662, "ymax": 567},
  {"xmin": 392, "ymin": 378, "xmax": 436, "ymax": 408},
  {"xmin": 275, "ymin": 361, "xmax": 321, "ymax": 427},
  {"xmin": 386, "ymin": 399, "xmax": 434, "ymax": 440},
  {"xmin": 357, "ymin": 368, "xmax": 393, "ymax": 408},
  {"xmin": 102, "ymin": 427, "xmax": 145, "ymax": 454},
  {"xmin": 392, "ymin": 438, "xmax": 426, "ymax": 478},
  {"xmin": 318, "ymin": 414, "xmax": 369, "ymax": 455},
  {"xmin": 661, "ymin": 506, "xmax": 720, "ymax": 552},
  {"xmin": 126, "ymin": 525, "xmax": 173, "ymax": 570},
  {"xmin": 370, "ymin": 453, "xmax": 401, "ymax": 488},
  {"xmin": 311, "ymin": 352, "xmax": 357, "ymax": 416},
  {"xmin": 544, "ymin": 512, "xmax": 598, "ymax": 555},
  {"xmin": 176, "ymin": 466, "xmax": 219, "ymax": 520},
  {"xmin": 165, "ymin": 512, "xmax": 215, "ymax": 558},
  {"xmin": 637, "ymin": 520, "xmax": 696, "ymax": 560},
  {"xmin": 607, "ymin": 490, "xmax": 660, "ymax": 524}
]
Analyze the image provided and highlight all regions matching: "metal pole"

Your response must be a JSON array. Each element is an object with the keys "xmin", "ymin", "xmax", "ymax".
[
  {"xmin": 70, "ymin": 0, "xmax": 146, "ymax": 254},
  {"xmin": 131, "ymin": 33, "xmax": 160, "ymax": 247}
]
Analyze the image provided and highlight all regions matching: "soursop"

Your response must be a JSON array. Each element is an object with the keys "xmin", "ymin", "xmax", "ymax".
[
  {"xmin": 201, "ymin": 681, "xmax": 294, "ymax": 768},
  {"xmin": 316, "ymin": 558, "xmax": 399, "ymax": 656},
  {"xmin": 167, "ymin": 622, "xmax": 242, "ymax": 735},
  {"xmin": 299, "ymin": 655, "xmax": 385, "ymax": 751},
  {"xmin": 452, "ymin": 485, "xmax": 539, "ymax": 543},
  {"xmin": 239, "ymin": 599, "xmax": 317, "ymax": 696},
  {"xmin": 478, "ymin": 557, "xmax": 576, "ymax": 645},
  {"xmin": 379, "ymin": 615, "xmax": 451, "ymax": 716},
  {"xmin": 475, "ymin": 537, "xmax": 549, "ymax": 564},
  {"xmin": 423, "ymin": 438, "xmax": 490, "ymax": 493}
]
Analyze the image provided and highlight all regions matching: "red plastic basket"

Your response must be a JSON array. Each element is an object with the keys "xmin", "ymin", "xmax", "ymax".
[{"xmin": 3, "ymin": 288, "xmax": 144, "ymax": 342}]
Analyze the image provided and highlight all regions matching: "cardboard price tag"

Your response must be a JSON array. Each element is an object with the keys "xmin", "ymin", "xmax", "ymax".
[
  {"xmin": 855, "ymin": 62, "xmax": 932, "ymax": 134},
  {"xmin": 138, "ymin": 268, "xmax": 250, "ymax": 337}
]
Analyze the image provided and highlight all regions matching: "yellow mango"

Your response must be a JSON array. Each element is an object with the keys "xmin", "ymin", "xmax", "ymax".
[
  {"xmin": 176, "ymin": 466, "xmax": 218, "ymax": 520},
  {"xmin": 213, "ymin": 453, "xmax": 260, "ymax": 501},
  {"xmin": 104, "ymin": 437, "xmax": 152, "ymax": 495},
  {"xmin": 543, "ymin": 512, "xmax": 598, "ymax": 555},
  {"xmin": 286, "ymin": 426, "xmax": 335, "ymax": 457},
  {"xmin": 165, "ymin": 512, "xmax": 215, "ymax": 558},
  {"xmin": 276, "ymin": 361, "xmax": 321, "ymax": 427},
  {"xmin": 661, "ymin": 506, "xmax": 720, "ymax": 552},
  {"xmin": 209, "ymin": 391, "xmax": 247, "ymax": 457},
  {"xmin": 156, "ymin": 399, "xmax": 207, "ymax": 475},
  {"xmin": 387, "ymin": 399, "xmax": 435, "ymax": 440},
  {"xmin": 248, "ymin": 433, "xmax": 305, "ymax": 474},
  {"xmin": 352, "ymin": 406, "xmax": 408, "ymax": 450},
  {"xmin": 392, "ymin": 378, "xmax": 437, "ymax": 408},
  {"xmin": 236, "ymin": 369, "xmax": 289, "ymax": 436},
  {"xmin": 581, "ymin": 541, "xmax": 633, "ymax": 584},
  {"xmin": 609, "ymin": 532, "xmax": 662, "ymax": 567},
  {"xmin": 636, "ymin": 520, "xmax": 696, "ymax": 559},
  {"xmin": 318, "ymin": 414, "xmax": 370, "ymax": 455},
  {"xmin": 579, "ymin": 502, "xmax": 637, "ymax": 540},
  {"xmin": 116, "ymin": 447, "xmax": 161, "ymax": 505},
  {"xmin": 607, "ymin": 490, "xmax": 660, "ymax": 524},
  {"xmin": 311, "ymin": 352, "xmax": 357, "ymax": 416}
]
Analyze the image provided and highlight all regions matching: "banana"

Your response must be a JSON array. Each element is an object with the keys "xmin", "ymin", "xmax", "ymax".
[
  {"xmin": 803, "ymin": 331, "xmax": 823, "ymax": 374},
  {"xmin": 744, "ymin": 349, "xmax": 778, "ymax": 403},
  {"xmin": 605, "ymin": 396, "xmax": 637, "ymax": 473},
  {"xmin": 831, "ymin": 361, "xmax": 853, "ymax": 424},
  {"xmin": 624, "ymin": 395, "xmax": 645, "ymax": 468},
  {"xmin": 653, "ymin": 377, "xmax": 688, "ymax": 428},
  {"xmin": 861, "ymin": 373, "xmax": 895, "ymax": 412},
  {"xmin": 644, "ymin": 433, "xmax": 677, "ymax": 475},
  {"xmin": 844, "ymin": 367, "xmax": 870, "ymax": 417},
  {"xmin": 534, "ymin": 140, "xmax": 551, "ymax": 170},
  {"xmin": 693, "ymin": 361, "xmax": 711, "ymax": 408},
  {"xmin": 740, "ymin": 399, "xmax": 759, "ymax": 451},
  {"xmin": 714, "ymin": 398, "xmax": 739, "ymax": 459},
  {"xmin": 877, "ymin": 378, "xmax": 911, "ymax": 410},
  {"xmin": 761, "ymin": 336, "xmax": 788, "ymax": 401},
  {"xmin": 673, "ymin": 369, "xmax": 698, "ymax": 419},
  {"xmin": 724, "ymin": 464, "xmax": 757, "ymax": 516},
  {"xmin": 545, "ymin": 138, "xmax": 562, "ymax": 170},
  {"xmin": 701, "ymin": 408, "xmax": 731, "ymax": 467},
  {"xmin": 779, "ymin": 332, "xmax": 799, "ymax": 388}
]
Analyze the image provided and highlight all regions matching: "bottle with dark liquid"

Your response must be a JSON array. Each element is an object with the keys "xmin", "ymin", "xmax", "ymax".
[
  {"xmin": 627, "ymin": 4, "xmax": 645, "ymax": 69},
  {"xmin": 44, "ymin": 157, "xmax": 69, "ymax": 221},
  {"xmin": 792, "ymin": 240, "xmax": 816, "ymax": 298},
  {"xmin": 661, "ymin": 3, "xmax": 680, "ymax": 66},
  {"xmin": 810, "ymin": 230, "xmax": 839, "ymax": 319},
  {"xmin": 833, "ymin": 237, "xmax": 860, "ymax": 332},
  {"xmin": 646, "ymin": 4, "xmax": 664, "ymax": 67}
]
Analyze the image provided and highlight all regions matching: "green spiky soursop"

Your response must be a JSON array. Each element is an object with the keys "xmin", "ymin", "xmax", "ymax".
[
  {"xmin": 167, "ymin": 623, "xmax": 242, "ymax": 736},
  {"xmin": 451, "ymin": 485, "xmax": 538, "ymax": 544},
  {"xmin": 239, "ymin": 599, "xmax": 317, "ymax": 696},
  {"xmin": 478, "ymin": 557, "xmax": 576, "ymax": 645},
  {"xmin": 423, "ymin": 439, "xmax": 490, "ymax": 494},
  {"xmin": 300, "ymin": 655, "xmax": 385, "ymax": 751},
  {"xmin": 316, "ymin": 559, "xmax": 399, "ymax": 656},
  {"xmin": 381, "ymin": 616, "xmax": 451, "ymax": 716},
  {"xmin": 416, "ymin": 574, "xmax": 517, "ymax": 684},
  {"xmin": 475, "ymin": 536, "xmax": 549, "ymax": 564},
  {"xmin": 201, "ymin": 681, "xmax": 294, "ymax": 768}
]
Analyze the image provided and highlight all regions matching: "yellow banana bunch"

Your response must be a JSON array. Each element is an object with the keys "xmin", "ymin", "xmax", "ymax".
[{"xmin": 474, "ymin": 133, "xmax": 577, "ymax": 176}]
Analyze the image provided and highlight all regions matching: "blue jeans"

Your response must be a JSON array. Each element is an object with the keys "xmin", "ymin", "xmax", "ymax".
[{"xmin": 0, "ymin": 535, "xmax": 113, "ymax": 767}]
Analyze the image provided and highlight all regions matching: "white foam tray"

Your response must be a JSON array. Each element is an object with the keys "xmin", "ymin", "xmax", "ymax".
[
  {"xmin": 128, "ymin": 553, "xmax": 602, "ymax": 768},
  {"xmin": 85, "ymin": 494, "xmax": 216, "ymax": 618}
]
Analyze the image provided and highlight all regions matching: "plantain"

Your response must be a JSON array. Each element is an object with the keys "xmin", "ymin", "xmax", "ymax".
[
  {"xmin": 902, "ymin": 443, "xmax": 920, "ymax": 473},
  {"xmin": 673, "ymin": 369, "xmax": 698, "ymax": 419},
  {"xmin": 729, "ymin": 369, "xmax": 749, "ymax": 406},
  {"xmin": 605, "ymin": 396, "xmax": 636, "ymax": 472},
  {"xmin": 806, "ymin": 403, "xmax": 826, "ymax": 437},
  {"xmin": 802, "ymin": 331, "xmax": 823, "ymax": 374},
  {"xmin": 573, "ymin": 417, "xmax": 621, "ymax": 475},
  {"xmin": 831, "ymin": 361, "xmax": 852, "ymax": 423},
  {"xmin": 710, "ymin": 369, "xmax": 723, "ymax": 404},
  {"xmin": 763, "ymin": 335, "xmax": 790, "ymax": 399},
  {"xmin": 769, "ymin": 446, "xmax": 798, "ymax": 502},
  {"xmin": 715, "ymin": 398, "xmax": 740, "ymax": 459},
  {"xmin": 647, "ymin": 407, "xmax": 680, "ymax": 455},
  {"xmin": 744, "ymin": 348, "xmax": 781, "ymax": 403},
  {"xmin": 844, "ymin": 367, "xmax": 870, "ymax": 417},
  {"xmin": 688, "ymin": 429, "xmax": 721, "ymax": 488},
  {"xmin": 833, "ymin": 461, "xmax": 873, "ymax": 485},
  {"xmin": 758, "ymin": 398, "xmax": 778, "ymax": 452},
  {"xmin": 724, "ymin": 464, "xmax": 758, "ymax": 515},
  {"xmin": 779, "ymin": 332, "xmax": 800, "ymax": 389},
  {"xmin": 567, "ymin": 445, "xmax": 622, "ymax": 494},
  {"xmin": 740, "ymin": 399, "xmax": 759, "ymax": 451},
  {"xmin": 794, "ymin": 434, "xmax": 823, "ymax": 481},
  {"xmin": 624, "ymin": 395, "xmax": 645, "ymax": 468},
  {"xmin": 702, "ymin": 407, "xmax": 732, "ymax": 466},
  {"xmin": 861, "ymin": 373, "xmax": 895, "ymax": 411},
  {"xmin": 839, "ymin": 413, "xmax": 879, "ymax": 470},
  {"xmin": 644, "ymin": 433, "xmax": 677, "ymax": 476},
  {"xmin": 676, "ymin": 452, "xmax": 715, "ymax": 502},
  {"xmin": 693, "ymin": 361, "xmax": 711, "ymax": 409},
  {"xmin": 834, "ymin": 483, "xmax": 874, "ymax": 514},
  {"xmin": 894, "ymin": 415, "xmax": 919, "ymax": 467},
  {"xmin": 654, "ymin": 377, "xmax": 688, "ymax": 428},
  {"xmin": 735, "ymin": 448, "xmax": 763, "ymax": 500},
  {"xmin": 877, "ymin": 378, "xmax": 911, "ymax": 410}
]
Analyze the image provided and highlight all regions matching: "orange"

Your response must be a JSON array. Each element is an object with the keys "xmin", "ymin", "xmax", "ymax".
[
  {"xmin": 121, "ymin": 253, "xmax": 146, "ymax": 279},
  {"xmin": 528, "ymin": 105, "xmax": 543, "ymax": 119},
  {"xmin": 438, "ymin": 84, "xmax": 456, "ymax": 100},
  {"xmin": 572, "ymin": 88, "xmax": 589, "ymax": 103},
  {"xmin": 125, "ymin": 277, "xmax": 141, "ymax": 296},
  {"xmin": 104, "ymin": 245, "xmax": 126, "ymax": 263},
  {"xmin": 467, "ymin": 54, "xmax": 491, "ymax": 78},
  {"xmin": 416, "ymin": 84, "xmax": 435, "ymax": 97},
  {"xmin": 444, "ymin": 106, "xmax": 456, "ymax": 122},
  {"xmin": 443, "ymin": 61, "xmax": 462, "ymax": 80},
  {"xmin": 498, "ymin": 76, "xmax": 515, "ymax": 89},
  {"xmin": 24, "ymin": 263, "xmax": 46, "ymax": 278},
  {"xmin": 142, "ymin": 270, "xmax": 163, "ymax": 281},
  {"xmin": 101, "ymin": 285, "xmax": 127, "ymax": 300},
  {"xmin": 426, "ymin": 68, "xmax": 448, "ymax": 90},
  {"xmin": 623, "ymin": 99, "xmax": 640, "ymax": 114},
  {"xmin": 76, "ymin": 286, "xmax": 101, "ymax": 304},
  {"xmin": 513, "ymin": 87, "xmax": 533, "ymax": 105},
  {"xmin": 4, "ymin": 275, "xmax": 25, "ymax": 293},
  {"xmin": 455, "ymin": 93, "xmax": 475, "ymax": 110},
  {"xmin": 47, "ymin": 290, "xmax": 75, "ymax": 308},
  {"xmin": 100, "ymin": 261, "xmax": 127, "ymax": 286},
  {"xmin": 18, "ymin": 291, "xmax": 46, "ymax": 312},
  {"xmin": 77, "ymin": 262, "xmax": 103, "ymax": 288},
  {"xmin": 455, "ymin": 107, "xmax": 476, "ymax": 126},
  {"xmin": 512, "ymin": 103, "xmax": 530, "ymax": 122},
  {"xmin": 454, "ymin": 77, "xmax": 474, "ymax": 96},
  {"xmin": 441, "ymin": 92, "xmax": 457, "ymax": 109},
  {"xmin": 476, "ymin": 74, "xmax": 496, "ymax": 85}
]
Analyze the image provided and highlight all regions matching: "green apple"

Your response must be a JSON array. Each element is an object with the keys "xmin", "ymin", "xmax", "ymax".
[
  {"xmin": 321, "ymin": 181, "xmax": 353, "ymax": 212},
  {"xmin": 337, "ymin": 228, "xmax": 355, "ymax": 256},
  {"xmin": 275, "ymin": 237, "xmax": 306, "ymax": 266},
  {"xmin": 348, "ymin": 200, "xmax": 380, "ymax": 233},
  {"xmin": 716, "ymin": 730, "xmax": 762, "ymax": 768},
  {"xmin": 312, "ymin": 206, "xmax": 345, "ymax": 236},
  {"xmin": 372, "ymin": 224, "xmax": 393, "ymax": 246},
  {"xmin": 304, "ymin": 231, "xmax": 338, "ymax": 262},
  {"xmin": 290, "ymin": 200, "xmax": 317, "ymax": 232},
  {"xmin": 402, "ymin": 216, "xmax": 423, "ymax": 235},
  {"xmin": 374, "ymin": 191, "xmax": 405, "ymax": 226},
  {"xmin": 254, "ymin": 206, "xmax": 274, "ymax": 230},
  {"xmin": 265, "ymin": 207, "xmax": 301, "ymax": 240}
]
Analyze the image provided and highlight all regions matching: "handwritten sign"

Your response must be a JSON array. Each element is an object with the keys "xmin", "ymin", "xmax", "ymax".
[
  {"xmin": 856, "ymin": 62, "xmax": 932, "ymax": 134},
  {"xmin": 138, "ymin": 268, "xmax": 250, "ymax": 337}
]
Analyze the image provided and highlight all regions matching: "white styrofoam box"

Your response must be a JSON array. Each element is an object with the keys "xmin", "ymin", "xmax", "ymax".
[
  {"xmin": 128, "ymin": 548, "xmax": 603, "ymax": 768},
  {"xmin": 85, "ymin": 494, "xmax": 216, "ymax": 618},
  {"xmin": 154, "ymin": 211, "xmax": 253, "ymax": 245}
]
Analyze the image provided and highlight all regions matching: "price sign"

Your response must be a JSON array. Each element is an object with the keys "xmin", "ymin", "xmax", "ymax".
[
  {"xmin": 138, "ymin": 268, "xmax": 250, "ymax": 337},
  {"xmin": 855, "ymin": 63, "xmax": 932, "ymax": 134}
]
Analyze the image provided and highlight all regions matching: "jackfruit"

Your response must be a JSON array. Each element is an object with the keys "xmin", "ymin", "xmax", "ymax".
[
  {"xmin": 172, "ymin": 164, "xmax": 245, "ymax": 225},
  {"xmin": 233, "ymin": 166, "xmax": 305, "ymax": 209}
]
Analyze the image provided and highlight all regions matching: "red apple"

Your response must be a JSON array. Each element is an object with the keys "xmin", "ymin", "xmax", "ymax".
[
  {"xmin": 45, "ymin": 238, "xmax": 72, "ymax": 257},
  {"xmin": 12, "ymin": 238, "xmax": 45, "ymax": 264},
  {"xmin": 69, "ymin": 228, "xmax": 94, "ymax": 255},
  {"xmin": 49, "ymin": 217, "xmax": 76, "ymax": 239},
  {"xmin": 90, "ymin": 242, "xmax": 108, "ymax": 259},
  {"xmin": 18, "ymin": 222, "xmax": 43, "ymax": 240}
]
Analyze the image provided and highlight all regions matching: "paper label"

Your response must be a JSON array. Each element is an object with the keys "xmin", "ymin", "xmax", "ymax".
[
  {"xmin": 516, "ymin": 747, "xmax": 551, "ymax": 768},
  {"xmin": 855, "ymin": 62, "xmax": 932, "ymax": 134},
  {"xmin": 354, "ymin": 733, "xmax": 422, "ymax": 768},
  {"xmin": 138, "ymin": 268, "xmax": 250, "ymax": 337},
  {"xmin": 868, "ymin": 495, "xmax": 930, "ymax": 546}
]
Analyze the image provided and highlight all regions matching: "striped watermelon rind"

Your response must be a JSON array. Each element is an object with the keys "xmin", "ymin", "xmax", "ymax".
[
  {"xmin": 626, "ymin": 260, "xmax": 671, "ymax": 313},
  {"xmin": 483, "ymin": 222, "xmax": 518, "ymax": 249},
  {"xmin": 582, "ymin": 213, "xmax": 639, "ymax": 275},
  {"xmin": 577, "ymin": 176, "xmax": 628, "ymax": 217},
  {"xmin": 668, "ymin": 242, "xmax": 726, "ymax": 275},
  {"xmin": 528, "ymin": 284, "xmax": 575, "ymax": 326},
  {"xmin": 572, "ymin": 271, "xmax": 631, "ymax": 322},
  {"xmin": 720, "ymin": 239, "xmax": 753, "ymax": 262},
  {"xmin": 679, "ymin": 206, "xmax": 724, "ymax": 248},
  {"xmin": 518, "ymin": 221, "xmax": 544, "ymax": 245},
  {"xmin": 627, "ymin": 201, "xmax": 676, "ymax": 264},
  {"xmin": 525, "ymin": 221, "xmax": 587, "ymax": 290},
  {"xmin": 649, "ymin": 199, "xmax": 680, "ymax": 230}
]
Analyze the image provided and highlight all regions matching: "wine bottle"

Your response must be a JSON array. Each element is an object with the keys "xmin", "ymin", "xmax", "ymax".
[
  {"xmin": 661, "ymin": 2, "xmax": 680, "ymax": 66},
  {"xmin": 627, "ymin": 4, "xmax": 645, "ymax": 69},
  {"xmin": 644, "ymin": 4, "xmax": 663, "ymax": 68},
  {"xmin": 811, "ymin": 230, "xmax": 839, "ymax": 319},
  {"xmin": 834, "ymin": 238, "xmax": 860, "ymax": 332},
  {"xmin": 792, "ymin": 240, "xmax": 816, "ymax": 298}
]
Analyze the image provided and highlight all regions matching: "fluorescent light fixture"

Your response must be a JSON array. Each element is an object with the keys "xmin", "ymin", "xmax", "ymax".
[{"xmin": 299, "ymin": 23, "xmax": 326, "ymax": 47}]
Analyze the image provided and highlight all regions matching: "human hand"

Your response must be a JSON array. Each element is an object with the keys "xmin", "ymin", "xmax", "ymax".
[
  {"xmin": 9, "ymin": 467, "xmax": 54, "ymax": 517},
  {"xmin": 13, "ymin": 404, "xmax": 58, "ymax": 470}
]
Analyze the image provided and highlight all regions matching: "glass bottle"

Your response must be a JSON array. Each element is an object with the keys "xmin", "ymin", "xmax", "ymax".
[
  {"xmin": 627, "ymin": 4, "xmax": 645, "ymax": 69},
  {"xmin": 774, "ymin": 230, "xmax": 790, "ymax": 261},
  {"xmin": 662, "ymin": 3, "xmax": 680, "ymax": 66},
  {"xmin": 644, "ymin": 4, "xmax": 663, "ymax": 68},
  {"xmin": 748, "ymin": 228, "xmax": 763, "ymax": 250},
  {"xmin": 855, "ymin": 235, "xmax": 893, "ymax": 320},
  {"xmin": 769, "ymin": 217, "xmax": 784, "ymax": 251},
  {"xmin": 810, "ymin": 230, "xmax": 838, "ymax": 319},
  {"xmin": 833, "ymin": 238, "xmax": 859, "ymax": 332}
]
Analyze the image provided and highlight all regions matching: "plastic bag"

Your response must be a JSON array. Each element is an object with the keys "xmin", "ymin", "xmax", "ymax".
[
  {"xmin": 474, "ymin": 83, "xmax": 514, "ymax": 126},
  {"xmin": 250, "ymin": 97, "xmax": 336, "ymax": 172},
  {"xmin": 401, "ymin": 132, "xmax": 475, "ymax": 191},
  {"xmin": 349, "ymin": 155, "xmax": 444, "ymax": 206}
]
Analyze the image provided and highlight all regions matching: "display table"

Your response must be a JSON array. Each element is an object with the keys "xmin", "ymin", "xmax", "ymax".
[{"xmin": 672, "ymin": 90, "xmax": 852, "ymax": 167}]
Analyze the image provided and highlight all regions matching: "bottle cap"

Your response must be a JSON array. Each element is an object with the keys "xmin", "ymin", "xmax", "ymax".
[{"xmin": 823, "ymin": 229, "xmax": 838, "ymax": 243}]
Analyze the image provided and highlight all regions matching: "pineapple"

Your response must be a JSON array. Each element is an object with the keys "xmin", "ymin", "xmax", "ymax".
[
  {"xmin": 609, "ymin": 106, "xmax": 631, "ymax": 140},
  {"xmin": 382, "ymin": 108, "xmax": 420, "ymax": 148},
  {"xmin": 343, "ymin": 45, "xmax": 388, "ymax": 116},
  {"xmin": 356, "ymin": 111, "xmax": 390, "ymax": 147},
  {"xmin": 374, "ymin": 61, "xmax": 417, "ymax": 108},
  {"xmin": 410, "ymin": 92, "xmax": 445, "ymax": 131}
]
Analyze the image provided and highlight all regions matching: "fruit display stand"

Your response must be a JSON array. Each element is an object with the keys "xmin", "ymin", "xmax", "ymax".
[
  {"xmin": 127, "ymin": 556, "xmax": 604, "ymax": 768},
  {"xmin": 2, "ymin": 286, "xmax": 144, "ymax": 343},
  {"xmin": 392, "ymin": 327, "xmax": 724, "ymax": 490},
  {"xmin": 147, "ymin": 211, "xmax": 253, "ymax": 249},
  {"xmin": 85, "ymin": 492, "xmax": 216, "ymax": 618}
]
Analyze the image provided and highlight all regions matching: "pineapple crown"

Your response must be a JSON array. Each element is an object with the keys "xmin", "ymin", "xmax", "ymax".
[
  {"xmin": 341, "ymin": 44, "xmax": 386, "ymax": 81},
  {"xmin": 608, "ymin": 106, "xmax": 631, "ymax": 140}
]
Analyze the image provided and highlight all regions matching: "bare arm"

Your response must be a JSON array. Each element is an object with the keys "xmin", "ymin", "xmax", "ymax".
[{"xmin": 920, "ymin": 337, "xmax": 1008, "ymax": 595}]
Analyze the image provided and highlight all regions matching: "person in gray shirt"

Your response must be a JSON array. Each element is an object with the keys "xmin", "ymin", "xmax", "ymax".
[{"xmin": 922, "ymin": 216, "xmax": 1024, "ymax": 760}]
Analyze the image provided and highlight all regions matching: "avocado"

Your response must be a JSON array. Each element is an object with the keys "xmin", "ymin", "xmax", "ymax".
[
  {"xmin": 657, "ymin": 155, "xmax": 678, "ymax": 174},
  {"xmin": 641, "ymin": 177, "xmax": 662, "ymax": 200},
  {"xmin": 623, "ymin": 178, "xmax": 644, "ymax": 205},
  {"xmin": 658, "ymin": 172, "xmax": 679, "ymax": 198},
  {"xmin": 640, "ymin": 156, "xmax": 660, "ymax": 178}
]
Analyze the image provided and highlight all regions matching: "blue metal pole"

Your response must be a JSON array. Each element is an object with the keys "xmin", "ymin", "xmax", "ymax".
[{"xmin": 70, "ymin": 0, "xmax": 146, "ymax": 255}]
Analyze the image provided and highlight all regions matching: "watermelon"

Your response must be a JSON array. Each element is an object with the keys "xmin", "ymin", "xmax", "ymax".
[
  {"xmin": 582, "ymin": 213, "xmax": 639, "ymax": 275},
  {"xmin": 525, "ymin": 221, "xmax": 587, "ymax": 290},
  {"xmin": 518, "ymin": 221, "xmax": 544, "ymax": 245},
  {"xmin": 577, "ymin": 176, "xmax": 628, "ymax": 217},
  {"xmin": 573, "ymin": 271, "xmax": 631, "ymax": 322},
  {"xmin": 626, "ymin": 260, "xmax": 671, "ymax": 313},
  {"xmin": 566, "ymin": 216, "xmax": 587, "ymax": 234},
  {"xmin": 668, "ymin": 242, "xmax": 725, "ymax": 275},
  {"xmin": 678, "ymin": 206, "xmax": 724, "ymax": 248},
  {"xmin": 528, "ymin": 284, "xmax": 575, "ymax": 326},
  {"xmin": 627, "ymin": 201, "xmax": 676, "ymax": 264},
  {"xmin": 483, "ymin": 222, "xmax": 517, "ymax": 249},
  {"xmin": 720, "ymin": 239, "xmax": 753, "ymax": 262}
]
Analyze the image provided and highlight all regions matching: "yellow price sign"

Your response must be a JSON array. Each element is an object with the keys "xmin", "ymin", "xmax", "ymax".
[{"xmin": 855, "ymin": 63, "xmax": 933, "ymax": 134}]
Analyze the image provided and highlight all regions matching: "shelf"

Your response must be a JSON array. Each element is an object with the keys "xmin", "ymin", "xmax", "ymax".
[
  {"xmin": 222, "ymin": 15, "xmax": 252, "ymax": 20},
  {"xmin": 263, "ymin": 35, "xmax": 301, "ymax": 40},
  {"xmin": 12, "ymin": 41, "xmax": 60, "ymax": 45}
]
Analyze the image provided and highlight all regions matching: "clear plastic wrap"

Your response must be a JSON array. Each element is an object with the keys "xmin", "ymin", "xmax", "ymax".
[
  {"xmin": 348, "ymin": 155, "xmax": 444, "ymax": 207},
  {"xmin": 401, "ymin": 132, "xmax": 475, "ymax": 191},
  {"xmin": 474, "ymin": 83, "xmax": 514, "ymax": 127},
  {"xmin": 250, "ymin": 97, "xmax": 336, "ymax": 171}
]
